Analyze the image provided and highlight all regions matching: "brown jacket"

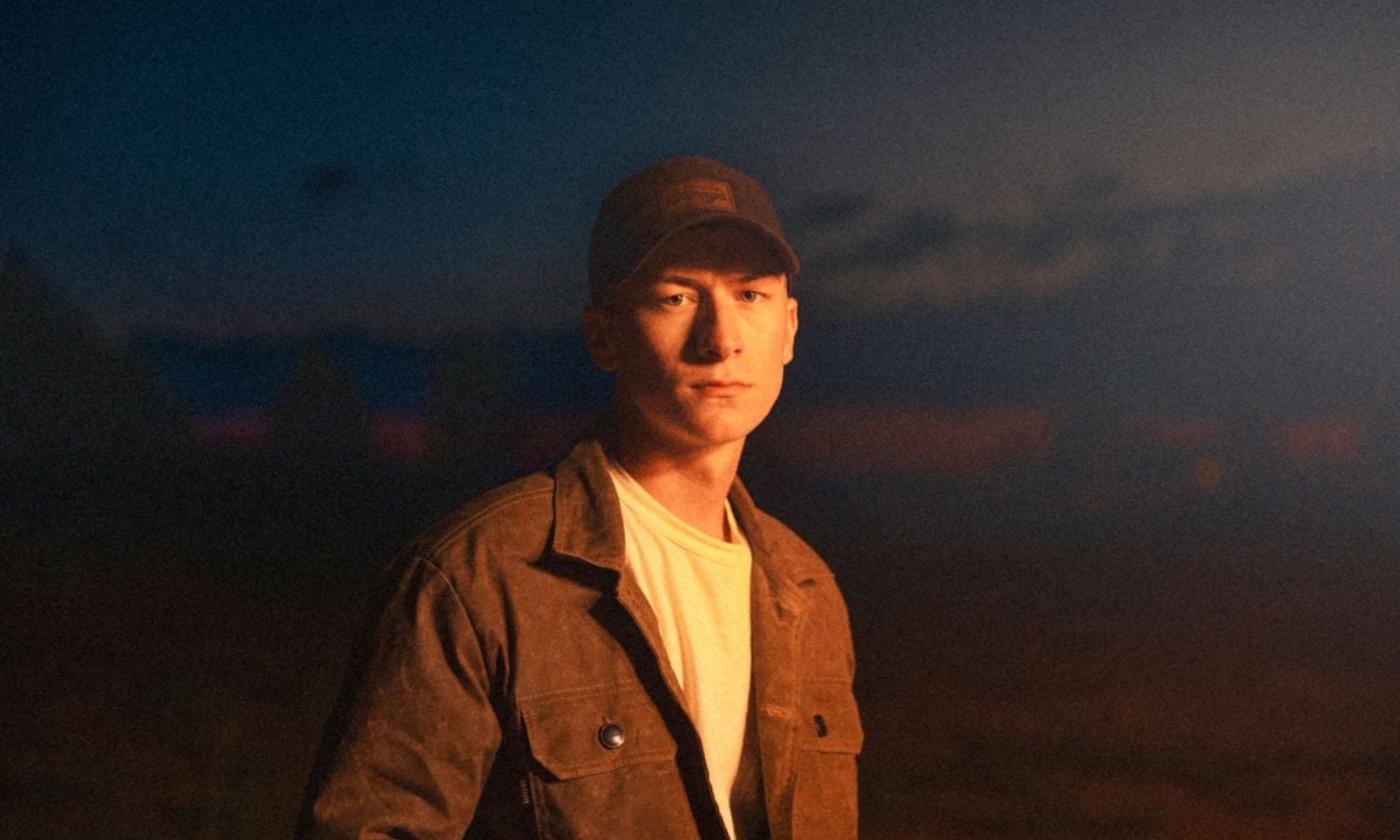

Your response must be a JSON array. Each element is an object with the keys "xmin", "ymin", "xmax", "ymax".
[{"xmin": 299, "ymin": 437, "xmax": 861, "ymax": 839}]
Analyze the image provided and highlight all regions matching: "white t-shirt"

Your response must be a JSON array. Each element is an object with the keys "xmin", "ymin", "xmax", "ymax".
[{"xmin": 605, "ymin": 459, "xmax": 753, "ymax": 840}]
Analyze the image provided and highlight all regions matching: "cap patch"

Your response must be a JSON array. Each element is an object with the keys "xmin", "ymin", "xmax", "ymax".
[{"xmin": 659, "ymin": 179, "xmax": 736, "ymax": 216}]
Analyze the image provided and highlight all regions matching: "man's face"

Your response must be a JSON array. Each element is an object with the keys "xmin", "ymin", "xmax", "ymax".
[{"xmin": 584, "ymin": 224, "xmax": 799, "ymax": 454}]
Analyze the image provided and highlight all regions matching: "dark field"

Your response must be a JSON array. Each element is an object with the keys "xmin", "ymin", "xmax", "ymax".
[{"xmin": 4, "ymin": 460, "xmax": 1399, "ymax": 839}]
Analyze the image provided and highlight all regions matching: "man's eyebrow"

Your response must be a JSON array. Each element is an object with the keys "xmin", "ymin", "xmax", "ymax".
[{"xmin": 650, "ymin": 273, "xmax": 705, "ymax": 288}]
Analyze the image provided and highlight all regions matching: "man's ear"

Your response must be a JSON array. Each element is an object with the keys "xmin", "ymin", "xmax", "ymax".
[
  {"xmin": 583, "ymin": 305, "xmax": 618, "ymax": 372},
  {"xmin": 783, "ymin": 295, "xmax": 799, "ymax": 365}
]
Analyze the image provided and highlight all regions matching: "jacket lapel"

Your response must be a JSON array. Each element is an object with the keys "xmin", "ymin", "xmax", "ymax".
[
  {"xmin": 729, "ymin": 479, "xmax": 811, "ymax": 840},
  {"xmin": 548, "ymin": 437, "xmax": 690, "ymax": 701},
  {"xmin": 549, "ymin": 434, "xmax": 815, "ymax": 840}
]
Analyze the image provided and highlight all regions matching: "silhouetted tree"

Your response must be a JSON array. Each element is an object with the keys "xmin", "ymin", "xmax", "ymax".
[
  {"xmin": 267, "ymin": 343, "xmax": 373, "ymax": 470},
  {"xmin": 0, "ymin": 246, "xmax": 192, "ymax": 472},
  {"xmin": 423, "ymin": 339, "xmax": 518, "ymax": 489}
]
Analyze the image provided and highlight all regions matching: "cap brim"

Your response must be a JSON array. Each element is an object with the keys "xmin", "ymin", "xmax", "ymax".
[{"xmin": 624, "ymin": 213, "xmax": 800, "ymax": 286}]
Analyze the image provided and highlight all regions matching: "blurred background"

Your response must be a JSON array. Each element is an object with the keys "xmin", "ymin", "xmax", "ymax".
[{"xmin": 4, "ymin": 1, "xmax": 1400, "ymax": 837}]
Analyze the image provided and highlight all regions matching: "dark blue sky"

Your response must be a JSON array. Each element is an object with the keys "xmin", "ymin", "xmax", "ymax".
[{"xmin": 4, "ymin": 0, "xmax": 1399, "ymax": 342}]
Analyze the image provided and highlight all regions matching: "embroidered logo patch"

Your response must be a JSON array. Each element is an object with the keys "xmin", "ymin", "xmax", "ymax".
[{"xmin": 659, "ymin": 179, "xmax": 736, "ymax": 215}]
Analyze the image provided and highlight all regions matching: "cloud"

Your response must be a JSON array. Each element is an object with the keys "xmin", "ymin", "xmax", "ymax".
[
  {"xmin": 806, "ymin": 206, "xmax": 1112, "ymax": 309},
  {"xmin": 785, "ymin": 190, "xmax": 879, "ymax": 229},
  {"xmin": 825, "ymin": 208, "xmax": 960, "ymax": 273},
  {"xmin": 797, "ymin": 162, "xmax": 1400, "ymax": 313}
]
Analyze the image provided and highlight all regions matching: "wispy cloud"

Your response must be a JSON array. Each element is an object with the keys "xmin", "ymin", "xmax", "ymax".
[
  {"xmin": 785, "ymin": 190, "xmax": 879, "ymax": 230},
  {"xmin": 806, "ymin": 210, "xmax": 1112, "ymax": 308},
  {"xmin": 825, "ymin": 208, "xmax": 960, "ymax": 274},
  {"xmin": 797, "ymin": 162, "xmax": 1400, "ymax": 315}
]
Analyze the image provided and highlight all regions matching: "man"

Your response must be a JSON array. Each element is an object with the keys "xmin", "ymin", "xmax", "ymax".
[{"xmin": 300, "ymin": 156, "xmax": 861, "ymax": 839}]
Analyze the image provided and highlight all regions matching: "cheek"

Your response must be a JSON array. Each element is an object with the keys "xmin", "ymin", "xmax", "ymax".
[
  {"xmin": 636, "ymin": 320, "xmax": 691, "ymax": 364},
  {"xmin": 760, "ymin": 322, "xmax": 795, "ymax": 368},
  {"xmin": 614, "ymin": 333, "xmax": 678, "ymax": 388}
]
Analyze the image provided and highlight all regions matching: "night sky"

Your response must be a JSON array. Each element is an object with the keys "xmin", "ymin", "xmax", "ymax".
[{"xmin": 7, "ymin": 0, "xmax": 1398, "ymax": 346}]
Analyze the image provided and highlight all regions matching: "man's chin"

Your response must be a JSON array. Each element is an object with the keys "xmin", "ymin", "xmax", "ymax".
[
  {"xmin": 663, "ymin": 415, "xmax": 757, "ymax": 453},
  {"xmin": 617, "ymin": 401, "xmax": 768, "ymax": 454}
]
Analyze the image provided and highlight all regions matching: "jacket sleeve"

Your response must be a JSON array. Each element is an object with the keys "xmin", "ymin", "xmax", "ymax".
[{"xmin": 298, "ymin": 553, "xmax": 502, "ymax": 839}]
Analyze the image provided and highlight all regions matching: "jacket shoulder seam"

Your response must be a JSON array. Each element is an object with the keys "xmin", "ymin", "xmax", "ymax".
[
  {"xmin": 414, "ymin": 554, "xmax": 472, "ymax": 615},
  {"xmin": 411, "ymin": 554, "xmax": 494, "ymax": 666},
  {"xmin": 416, "ymin": 483, "xmax": 555, "ymax": 557}
]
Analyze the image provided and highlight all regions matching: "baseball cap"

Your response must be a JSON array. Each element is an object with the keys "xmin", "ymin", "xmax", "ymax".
[{"xmin": 588, "ymin": 155, "xmax": 800, "ymax": 302}]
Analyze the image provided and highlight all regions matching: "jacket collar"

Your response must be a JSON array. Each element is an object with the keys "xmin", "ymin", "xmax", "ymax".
[
  {"xmin": 549, "ymin": 435, "xmax": 628, "ymax": 572},
  {"xmin": 548, "ymin": 430, "xmax": 822, "ymax": 587}
]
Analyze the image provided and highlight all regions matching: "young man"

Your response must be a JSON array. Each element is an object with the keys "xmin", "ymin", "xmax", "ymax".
[{"xmin": 300, "ymin": 156, "xmax": 861, "ymax": 839}]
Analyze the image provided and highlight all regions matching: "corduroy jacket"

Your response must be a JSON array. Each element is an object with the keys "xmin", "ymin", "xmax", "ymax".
[{"xmin": 299, "ymin": 436, "xmax": 861, "ymax": 839}]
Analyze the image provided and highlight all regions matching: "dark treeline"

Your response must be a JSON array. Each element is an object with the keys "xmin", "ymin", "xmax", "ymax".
[{"xmin": 7, "ymin": 247, "xmax": 1400, "ymax": 569}]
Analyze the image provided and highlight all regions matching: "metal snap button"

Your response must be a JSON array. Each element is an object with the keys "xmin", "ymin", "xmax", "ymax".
[{"xmin": 598, "ymin": 722, "xmax": 626, "ymax": 750}]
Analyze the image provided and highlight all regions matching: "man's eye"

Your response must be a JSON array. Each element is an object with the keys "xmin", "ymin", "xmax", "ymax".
[
  {"xmin": 659, "ymin": 293, "xmax": 689, "ymax": 307},
  {"xmin": 739, "ymin": 290, "xmax": 766, "ymax": 303}
]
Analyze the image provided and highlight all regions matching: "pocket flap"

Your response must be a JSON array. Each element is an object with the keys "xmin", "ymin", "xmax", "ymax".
[
  {"xmin": 799, "ymin": 680, "xmax": 863, "ymax": 754},
  {"xmin": 520, "ymin": 684, "xmax": 677, "ymax": 780}
]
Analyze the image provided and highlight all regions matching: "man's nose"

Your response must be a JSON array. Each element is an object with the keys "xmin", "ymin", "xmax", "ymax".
[{"xmin": 693, "ymin": 297, "xmax": 743, "ymax": 361}]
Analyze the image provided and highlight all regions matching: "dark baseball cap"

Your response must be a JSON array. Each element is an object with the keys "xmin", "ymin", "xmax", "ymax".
[{"xmin": 588, "ymin": 155, "xmax": 800, "ymax": 302}]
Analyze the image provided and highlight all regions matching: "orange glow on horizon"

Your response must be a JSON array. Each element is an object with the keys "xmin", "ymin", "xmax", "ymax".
[
  {"xmin": 371, "ymin": 414, "xmax": 428, "ymax": 462},
  {"xmin": 1128, "ymin": 413, "xmax": 1227, "ymax": 449},
  {"xmin": 1278, "ymin": 416, "xmax": 1364, "ymax": 462},
  {"xmin": 767, "ymin": 405, "xmax": 1055, "ymax": 475},
  {"xmin": 193, "ymin": 410, "xmax": 271, "ymax": 451}
]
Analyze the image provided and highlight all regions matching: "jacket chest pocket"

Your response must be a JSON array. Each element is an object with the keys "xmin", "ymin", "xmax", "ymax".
[
  {"xmin": 519, "ymin": 683, "xmax": 701, "ymax": 840},
  {"xmin": 792, "ymin": 679, "xmax": 863, "ymax": 840}
]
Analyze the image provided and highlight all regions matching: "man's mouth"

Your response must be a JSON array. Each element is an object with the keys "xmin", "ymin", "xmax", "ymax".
[{"xmin": 691, "ymin": 380, "xmax": 751, "ymax": 395}]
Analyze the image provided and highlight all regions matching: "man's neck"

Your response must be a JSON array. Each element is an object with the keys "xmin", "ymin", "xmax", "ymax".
[{"xmin": 608, "ymin": 427, "xmax": 744, "ymax": 542}]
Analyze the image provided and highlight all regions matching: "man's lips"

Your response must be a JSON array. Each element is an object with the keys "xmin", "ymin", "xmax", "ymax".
[{"xmin": 691, "ymin": 380, "xmax": 751, "ymax": 394}]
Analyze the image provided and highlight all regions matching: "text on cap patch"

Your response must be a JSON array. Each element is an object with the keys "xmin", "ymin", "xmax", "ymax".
[{"xmin": 659, "ymin": 179, "xmax": 737, "ymax": 216}]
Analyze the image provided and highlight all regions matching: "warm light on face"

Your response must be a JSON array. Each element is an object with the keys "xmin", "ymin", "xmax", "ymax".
[{"xmin": 585, "ymin": 224, "xmax": 798, "ymax": 454}]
